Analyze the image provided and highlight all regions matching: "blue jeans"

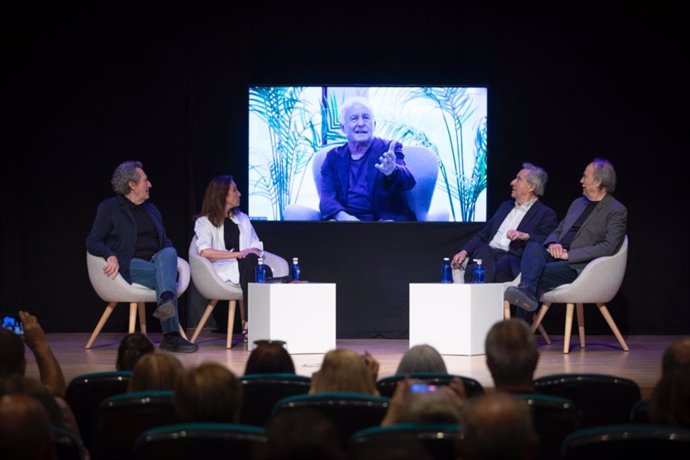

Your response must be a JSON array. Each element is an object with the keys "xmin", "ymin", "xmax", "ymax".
[
  {"xmin": 129, "ymin": 247, "xmax": 179, "ymax": 334},
  {"xmin": 519, "ymin": 241, "xmax": 579, "ymax": 299}
]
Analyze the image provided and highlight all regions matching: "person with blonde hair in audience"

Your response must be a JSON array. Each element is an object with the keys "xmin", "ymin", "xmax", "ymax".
[
  {"xmin": 128, "ymin": 351, "xmax": 184, "ymax": 392},
  {"xmin": 309, "ymin": 348, "xmax": 379, "ymax": 395},
  {"xmin": 456, "ymin": 392, "xmax": 538, "ymax": 460},
  {"xmin": 395, "ymin": 344, "xmax": 447, "ymax": 375},
  {"xmin": 173, "ymin": 362, "xmax": 243, "ymax": 423}
]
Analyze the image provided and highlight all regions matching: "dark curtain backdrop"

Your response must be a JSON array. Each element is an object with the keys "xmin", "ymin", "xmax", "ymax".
[{"xmin": 2, "ymin": 5, "xmax": 687, "ymax": 337}]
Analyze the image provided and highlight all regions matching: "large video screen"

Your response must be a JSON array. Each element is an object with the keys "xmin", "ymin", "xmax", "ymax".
[{"xmin": 248, "ymin": 86, "xmax": 487, "ymax": 222}]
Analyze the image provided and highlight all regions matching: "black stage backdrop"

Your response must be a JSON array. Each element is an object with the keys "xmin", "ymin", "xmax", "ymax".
[{"xmin": 2, "ymin": 5, "xmax": 687, "ymax": 337}]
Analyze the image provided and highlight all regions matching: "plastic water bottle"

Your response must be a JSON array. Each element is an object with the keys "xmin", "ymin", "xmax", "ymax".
[
  {"xmin": 440, "ymin": 257, "xmax": 452, "ymax": 283},
  {"xmin": 255, "ymin": 257, "xmax": 267, "ymax": 283},
  {"xmin": 291, "ymin": 257, "xmax": 301, "ymax": 281},
  {"xmin": 472, "ymin": 259, "xmax": 485, "ymax": 283}
]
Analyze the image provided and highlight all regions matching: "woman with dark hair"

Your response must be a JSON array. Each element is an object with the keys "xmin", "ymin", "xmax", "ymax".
[
  {"xmin": 193, "ymin": 175, "xmax": 271, "ymax": 341},
  {"xmin": 244, "ymin": 341, "xmax": 296, "ymax": 375},
  {"xmin": 116, "ymin": 332, "xmax": 154, "ymax": 371}
]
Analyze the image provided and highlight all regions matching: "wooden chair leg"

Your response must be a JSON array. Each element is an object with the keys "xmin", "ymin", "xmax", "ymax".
[
  {"xmin": 128, "ymin": 303, "xmax": 138, "ymax": 333},
  {"xmin": 191, "ymin": 300, "xmax": 219, "ymax": 343},
  {"xmin": 563, "ymin": 303, "xmax": 575, "ymax": 353},
  {"xmin": 597, "ymin": 302, "xmax": 630, "ymax": 351},
  {"xmin": 503, "ymin": 300, "xmax": 511, "ymax": 319},
  {"xmin": 138, "ymin": 302, "xmax": 147, "ymax": 334},
  {"xmin": 530, "ymin": 303, "xmax": 551, "ymax": 333},
  {"xmin": 85, "ymin": 302, "xmax": 117, "ymax": 349},
  {"xmin": 178, "ymin": 324, "xmax": 189, "ymax": 340},
  {"xmin": 536, "ymin": 322, "xmax": 552, "ymax": 344},
  {"xmin": 575, "ymin": 303, "xmax": 585, "ymax": 349},
  {"xmin": 227, "ymin": 301, "xmax": 237, "ymax": 349}
]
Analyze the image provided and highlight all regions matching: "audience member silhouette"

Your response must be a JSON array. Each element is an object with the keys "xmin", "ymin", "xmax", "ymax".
[
  {"xmin": 258, "ymin": 409, "xmax": 347, "ymax": 460},
  {"xmin": 0, "ymin": 393, "xmax": 56, "ymax": 460},
  {"xmin": 484, "ymin": 319, "xmax": 539, "ymax": 393},
  {"xmin": 381, "ymin": 377, "xmax": 466, "ymax": 426},
  {"xmin": 395, "ymin": 344, "xmax": 448, "ymax": 375},
  {"xmin": 0, "ymin": 311, "xmax": 66, "ymax": 396},
  {"xmin": 244, "ymin": 341, "xmax": 296, "ymax": 375},
  {"xmin": 116, "ymin": 332, "xmax": 155, "ymax": 371},
  {"xmin": 456, "ymin": 392, "xmax": 538, "ymax": 460},
  {"xmin": 128, "ymin": 351, "xmax": 184, "ymax": 392},
  {"xmin": 309, "ymin": 349, "xmax": 379, "ymax": 395},
  {"xmin": 173, "ymin": 362, "xmax": 242, "ymax": 423},
  {"xmin": 649, "ymin": 336, "xmax": 690, "ymax": 428}
]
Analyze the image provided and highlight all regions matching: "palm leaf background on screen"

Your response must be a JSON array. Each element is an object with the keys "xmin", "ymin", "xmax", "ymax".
[
  {"xmin": 405, "ymin": 87, "xmax": 487, "ymax": 222},
  {"xmin": 249, "ymin": 86, "xmax": 486, "ymax": 221}
]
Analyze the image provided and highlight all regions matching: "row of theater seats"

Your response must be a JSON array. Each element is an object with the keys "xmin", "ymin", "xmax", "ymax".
[{"xmin": 60, "ymin": 370, "xmax": 689, "ymax": 460}]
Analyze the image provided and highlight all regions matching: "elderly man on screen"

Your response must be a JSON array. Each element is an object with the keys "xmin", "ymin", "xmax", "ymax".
[{"xmin": 319, "ymin": 96, "xmax": 417, "ymax": 221}]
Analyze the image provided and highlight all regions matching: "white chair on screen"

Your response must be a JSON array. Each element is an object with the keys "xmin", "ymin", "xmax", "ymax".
[
  {"xmin": 85, "ymin": 252, "xmax": 190, "ymax": 349},
  {"xmin": 188, "ymin": 236, "xmax": 289, "ymax": 348}
]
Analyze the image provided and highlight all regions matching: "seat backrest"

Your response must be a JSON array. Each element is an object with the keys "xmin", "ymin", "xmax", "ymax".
[
  {"xmin": 534, "ymin": 373, "xmax": 641, "ymax": 428},
  {"xmin": 64, "ymin": 371, "xmax": 132, "ymax": 451},
  {"xmin": 630, "ymin": 399, "xmax": 651, "ymax": 423},
  {"xmin": 349, "ymin": 423, "xmax": 461, "ymax": 460},
  {"xmin": 86, "ymin": 252, "xmax": 190, "ymax": 302},
  {"xmin": 312, "ymin": 144, "xmax": 439, "ymax": 221},
  {"xmin": 516, "ymin": 393, "xmax": 582, "ymax": 460},
  {"xmin": 272, "ymin": 393, "xmax": 390, "ymax": 448},
  {"xmin": 561, "ymin": 423, "xmax": 690, "ymax": 459},
  {"xmin": 188, "ymin": 236, "xmax": 289, "ymax": 300},
  {"xmin": 239, "ymin": 373, "xmax": 311, "ymax": 427},
  {"xmin": 92, "ymin": 390, "xmax": 175, "ymax": 460},
  {"xmin": 53, "ymin": 426, "xmax": 84, "ymax": 460},
  {"xmin": 133, "ymin": 423, "xmax": 267, "ymax": 460},
  {"xmin": 542, "ymin": 235, "xmax": 628, "ymax": 304},
  {"xmin": 376, "ymin": 373, "xmax": 485, "ymax": 399}
]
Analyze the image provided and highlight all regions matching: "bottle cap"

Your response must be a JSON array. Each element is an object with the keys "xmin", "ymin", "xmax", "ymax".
[
  {"xmin": 473, "ymin": 259, "xmax": 482, "ymax": 265},
  {"xmin": 293, "ymin": 257, "xmax": 299, "ymax": 262},
  {"xmin": 443, "ymin": 257, "xmax": 450, "ymax": 261}
]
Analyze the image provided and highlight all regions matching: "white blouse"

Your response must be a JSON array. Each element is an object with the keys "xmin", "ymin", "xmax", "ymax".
[{"xmin": 194, "ymin": 212, "xmax": 263, "ymax": 284}]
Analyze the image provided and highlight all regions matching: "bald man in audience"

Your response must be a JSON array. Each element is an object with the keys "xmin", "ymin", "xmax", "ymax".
[
  {"xmin": 457, "ymin": 392, "xmax": 538, "ymax": 460},
  {"xmin": 0, "ymin": 393, "xmax": 56, "ymax": 460}
]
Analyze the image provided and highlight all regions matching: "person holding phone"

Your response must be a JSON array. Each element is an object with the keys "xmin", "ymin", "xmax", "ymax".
[{"xmin": 319, "ymin": 96, "xmax": 417, "ymax": 221}]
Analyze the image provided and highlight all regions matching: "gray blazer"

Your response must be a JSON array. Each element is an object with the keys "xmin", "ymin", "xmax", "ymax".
[{"xmin": 544, "ymin": 194, "xmax": 627, "ymax": 272}]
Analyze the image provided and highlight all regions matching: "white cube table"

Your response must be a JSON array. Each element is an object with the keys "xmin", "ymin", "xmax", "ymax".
[
  {"xmin": 248, "ymin": 282, "xmax": 336, "ymax": 354},
  {"xmin": 409, "ymin": 283, "xmax": 504, "ymax": 355}
]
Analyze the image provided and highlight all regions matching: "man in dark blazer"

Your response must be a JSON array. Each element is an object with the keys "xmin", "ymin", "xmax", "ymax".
[
  {"xmin": 86, "ymin": 161, "xmax": 198, "ymax": 353},
  {"xmin": 452, "ymin": 163, "xmax": 558, "ymax": 283},
  {"xmin": 505, "ymin": 158, "xmax": 627, "ymax": 312},
  {"xmin": 319, "ymin": 96, "xmax": 416, "ymax": 221}
]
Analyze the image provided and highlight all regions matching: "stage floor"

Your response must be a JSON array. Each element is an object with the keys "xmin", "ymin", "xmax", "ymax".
[{"xmin": 26, "ymin": 333, "xmax": 679, "ymax": 399}]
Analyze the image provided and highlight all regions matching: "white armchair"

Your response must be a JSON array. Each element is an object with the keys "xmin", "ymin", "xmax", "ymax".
[
  {"xmin": 284, "ymin": 145, "xmax": 447, "ymax": 221},
  {"xmin": 188, "ymin": 236, "xmax": 289, "ymax": 348},
  {"xmin": 85, "ymin": 252, "xmax": 190, "ymax": 348},
  {"xmin": 531, "ymin": 236, "xmax": 630, "ymax": 353}
]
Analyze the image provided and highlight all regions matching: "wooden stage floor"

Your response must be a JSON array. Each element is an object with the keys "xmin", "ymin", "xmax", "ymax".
[{"xmin": 26, "ymin": 333, "xmax": 681, "ymax": 400}]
